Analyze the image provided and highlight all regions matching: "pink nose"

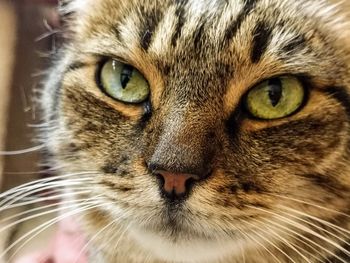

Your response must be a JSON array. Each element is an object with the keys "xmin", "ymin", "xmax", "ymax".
[{"xmin": 157, "ymin": 171, "xmax": 199, "ymax": 196}]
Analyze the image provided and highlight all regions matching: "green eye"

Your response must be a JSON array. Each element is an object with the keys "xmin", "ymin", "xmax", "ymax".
[
  {"xmin": 245, "ymin": 76, "xmax": 305, "ymax": 120},
  {"xmin": 100, "ymin": 59, "xmax": 150, "ymax": 103}
]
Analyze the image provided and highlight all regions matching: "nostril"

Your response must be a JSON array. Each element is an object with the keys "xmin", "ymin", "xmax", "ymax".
[
  {"xmin": 184, "ymin": 177, "xmax": 197, "ymax": 193},
  {"xmin": 155, "ymin": 172, "xmax": 165, "ymax": 188},
  {"xmin": 147, "ymin": 162, "xmax": 159, "ymax": 173}
]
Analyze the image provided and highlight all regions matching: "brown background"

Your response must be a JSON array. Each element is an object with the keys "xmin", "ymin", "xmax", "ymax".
[{"xmin": 0, "ymin": 0, "xmax": 58, "ymax": 192}]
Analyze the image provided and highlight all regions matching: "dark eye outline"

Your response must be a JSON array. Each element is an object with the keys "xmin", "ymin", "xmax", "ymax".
[
  {"xmin": 241, "ymin": 75, "xmax": 310, "ymax": 120},
  {"xmin": 95, "ymin": 57, "xmax": 150, "ymax": 104}
]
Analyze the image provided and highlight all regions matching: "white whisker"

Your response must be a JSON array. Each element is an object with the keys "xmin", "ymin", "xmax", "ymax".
[
  {"xmin": 0, "ymin": 144, "xmax": 45, "ymax": 156},
  {"xmin": 0, "ymin": 190, "xmax": 91, "ymax": 212},
  {"xmin": 252, "ymin": 217, "xmax": 328, "ymax": 262},
  {"xmin": 0, "ymin": 197, "xmax": 101, "ymax": 224},
  {"xmin": 0, "ymin": 179, "xmax": 95, "ymax": 209},
  {"xmin": 0, "ymin": 198, "xmax": 103, "ymax": 234},
  {"xmin": 262, "ymin": 216, "xmax": 346, "ymax": 263},
  {"xmin": 3, "ymin": 202, "xmax": 105, "ymax": 261},
  {"xmin": 280, "ymin": 205, "xmax": 350, "ymax": 237},
  {"xmin": 242, "ymin": 219, "xmax": 298, "ymax": 263},
  {"xmin": 236, "ymin": 227, "xmax": 282, "ymax": 263},
  {"xmin": 0, "ymin": 171, "xmax": 97, "ymax": 200},
  {"xmin": 250, "ymin": 217, "xmax": 317, "ymax": 262},
  {"xmin": 249, "ymin": 205, "xmax": 349, "ymax": 263},
  {"xmin": 73, "ymin": 216, "xmax": 121, "ymax": 263},
  {"xmin": 268, "ymin": 194, "xmax": 350, "ymax": 218}
]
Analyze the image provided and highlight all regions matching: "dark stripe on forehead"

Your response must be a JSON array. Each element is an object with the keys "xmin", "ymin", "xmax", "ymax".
[
  {"xmin": 281, "ymin": 34, "xmax": 307, "ymax": 54},
  {"xmin": 193, "ymin": 20, "xmax": 206, "ymax": 50},
  {"xmin": 171, "ymin": 1, "xmax": 187, "ymax": 47},
  {"xmin": 251, "ymin": 21, "xmax": 273, "ymax": 63},
  {"xmin": 139, "ymin": 8, "xmax": 163, "ymax": 51},
  {"xmin": 224, "ymin": 0, "xmax": 259, "ymax": 43},
  {"xmin": 325, "ymin": 87, "xmax": 350, "ymax": 119},
  {"xmin": 113, "ymin": 23, "xmax": 122, "ymax": 43}
]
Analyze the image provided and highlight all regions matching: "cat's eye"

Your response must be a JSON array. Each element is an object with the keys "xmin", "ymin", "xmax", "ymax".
[
  {"xmin": 245, "ymin": 76, "xmax": 305, "ymax": 120},
  {"xmin": 100, "ymin": 59, "xmax": 150, "ymax": 103}
]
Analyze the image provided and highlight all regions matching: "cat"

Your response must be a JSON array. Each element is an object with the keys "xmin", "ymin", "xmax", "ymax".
[{"xmin": 3, "ymin": 0, "xmax": 350, "ymax": 262}]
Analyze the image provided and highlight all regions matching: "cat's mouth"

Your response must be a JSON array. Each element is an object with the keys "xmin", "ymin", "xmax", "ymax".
[{"xmin": 131, "ymin": 202, "xmax": 243, "ymax": 241}]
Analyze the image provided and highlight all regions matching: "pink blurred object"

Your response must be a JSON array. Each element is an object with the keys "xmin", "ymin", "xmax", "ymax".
[{"xmin": 14, "ymin": 217, "xmax": 88, "ymax": 263}]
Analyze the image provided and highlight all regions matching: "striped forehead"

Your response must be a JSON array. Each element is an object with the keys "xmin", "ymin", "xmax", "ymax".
[
  {"xmin": 111, "ymin": 0, "xmax": 309, "ymax": 63},
  {"xmin": 66, "ymin": 0, "xmax": 348, "ymax": 78},
  {"xmin": 117, "ymin": 0, "xmax": 250, "ymax": 51}
]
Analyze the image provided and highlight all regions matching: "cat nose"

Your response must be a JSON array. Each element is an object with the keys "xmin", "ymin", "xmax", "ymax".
[
  {"xmin": 148, "ymin": 162, "xmax": 211, "ymax": 200},
  {"xmin": 156, "ymin": 170, "xmax": 200, "ymax": 198}
]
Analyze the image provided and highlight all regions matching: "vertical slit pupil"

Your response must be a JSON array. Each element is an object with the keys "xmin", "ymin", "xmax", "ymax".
[
  {"xmin": 267, "ymin": 78, "xmax": 283, "ymax": 107},
  {"xmin": 120, "ymin": 64, "xmax": 134, "ymax": 89}
]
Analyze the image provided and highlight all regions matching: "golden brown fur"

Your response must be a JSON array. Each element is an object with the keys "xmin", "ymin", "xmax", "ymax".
[{"xmin": 8, "ymin": 0, "xmax": 350, "ymax": 262}]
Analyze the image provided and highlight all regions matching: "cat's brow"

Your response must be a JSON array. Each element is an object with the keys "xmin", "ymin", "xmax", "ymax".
[
  {"xmin": 139, "ymin": 8, "xmax": 164, "ymax": 51},
  {"xmin": 224, "ymin": 0, "xmax": 260, "ymax": 43},
  {"xmin": 280, "ymin": 34, "xmax": 307, "ymax": 54},
  {"xmin": 171, "ymin": 1, "xmax": 187, "ymax": 47},
  {"xmin": 250, "ymin": 21, "xmax": 273, "ymax": 63}
]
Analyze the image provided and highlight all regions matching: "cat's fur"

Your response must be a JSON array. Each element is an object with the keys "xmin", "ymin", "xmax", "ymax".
[{"xmin": 36, "ymin": 0, "xmax": 350, "ymax": 262}]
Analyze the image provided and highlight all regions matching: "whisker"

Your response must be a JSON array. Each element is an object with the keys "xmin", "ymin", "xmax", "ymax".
[
  {"xmin": 35, "ymin": 29, "xmax": 61, "ymax": 42},
  {"xmin": 280, "ymin": 205, "xmax": 350, "ymax": 237},
  {"xmin": 235, "ymin": 227, "xmax": 282, "ymax": 263},
  {"xmin": 268, "ymin": 193, "xmax": 350, "ymax": 218},
  {"xmin": 241, "ymin": 219, "xmax": 298, "ymax": 263},
  {"xmin": 2, "ymin": 164, "xmax": 64, "ymax": 175},
  {"xmin": 250, "ymin": 217, "xmax": 320, "ymax": 262},
  {"xmin": 0, "ymin": 179, "xmax": 95, "ymax": 209},
  {"xmin": 277, "ymin": 207, "xmax": 350, "ymax": 244},
  {"xmin": 262, "ymin": 216, "xmax": 347, "ymax": 263},
  {"xmin": 0, "ymin": 171, "xmax": 97, "ymax": 200},
  {"xmin": 73, "ymin": 216, "xmax": 122, "ymax": 263},
  {"xmin": 0, "ymin": 177, "xmax": 96, "ymax": 208},
  {"xmin": 0, "ymin": 144, "xmax": 45, "ymax": 156},
  {"xmin": 253, "ymin": 217, "xmax": 328, "ymax": 262},
  {"xmin": 248, "ymin": 205, "xmax": 349, "ymax": 263},
  {"xmin": 27, "ymin": 122, "xmax": 51, "ymax": 128},
  {"xmin": 0, "ymin": 198, "xmax": 103, "ymax": 234},
  {"xmin": 0, "ymin": 197, "xmax": 101, "ymax": 224},
  {"xmin": 112, "ymin": 223, "xmax": 132, "ymax": 252},
  {"xmin": 0, "ymin": 190, "xmax": 92, "ymax": 212},
  {"xmin": 3, "ymin": 202, "xmax": 105, "ymax": 261}
]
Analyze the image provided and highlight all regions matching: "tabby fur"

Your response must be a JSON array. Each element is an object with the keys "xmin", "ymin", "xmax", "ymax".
[{"xmin": 38, "ymin": 0, "xmax": 350, "ymax": 262}]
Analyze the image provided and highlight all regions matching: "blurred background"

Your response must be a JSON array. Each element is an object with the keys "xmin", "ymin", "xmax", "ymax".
[
  {"xmin": 0, "ymin": 0, "xmax": 59, "ymax": 193},
  {"xmin": 0, "ymin": 1, "xmax": 60, "ymax": 260}
]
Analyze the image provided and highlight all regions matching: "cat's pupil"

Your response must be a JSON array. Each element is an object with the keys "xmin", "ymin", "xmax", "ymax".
[
  {"xmin": 120, "ymin": 64, "xmax": 134, "ymax": 89},
  {"xmin": 267, "ymin": 78, "xmax": 283, "ymax": 107}
]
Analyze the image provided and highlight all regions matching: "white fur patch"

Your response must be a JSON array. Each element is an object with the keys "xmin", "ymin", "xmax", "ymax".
[
  {"xmin": 60, "ymin": 0, "xmax": 96, "ymax": 15},
  {"xmin": 129, "ymin": 227, "xmax": 252, "ymax": 263}
]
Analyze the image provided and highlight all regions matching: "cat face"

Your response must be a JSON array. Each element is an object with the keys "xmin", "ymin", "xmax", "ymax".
[{"xmin": 43, "ymin": 0, "xmax": 350, "ymax": 261}]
